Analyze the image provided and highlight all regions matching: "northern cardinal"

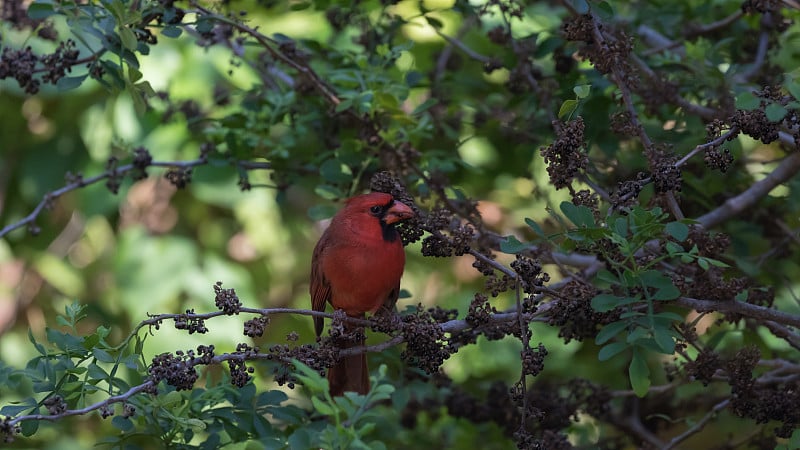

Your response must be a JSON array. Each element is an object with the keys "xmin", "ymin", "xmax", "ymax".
[{"xmin": 310, "ymin": 192, "xmax": 414, "ymax": 396}]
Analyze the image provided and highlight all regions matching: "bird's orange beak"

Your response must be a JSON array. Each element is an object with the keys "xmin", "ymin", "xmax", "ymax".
[{"xmin": 384, "ymin": 201, "xmax": 415, "ymax": 224}]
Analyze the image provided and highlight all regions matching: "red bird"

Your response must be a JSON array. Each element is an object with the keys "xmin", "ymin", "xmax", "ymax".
[{"xmin": 310, "ymin": 192, "xmax": 414, "ymax": 396}]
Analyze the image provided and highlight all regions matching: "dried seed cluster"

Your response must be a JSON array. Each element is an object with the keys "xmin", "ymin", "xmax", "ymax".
[
  {"xmin": 229, "ymin": 344, "xmax": 257, "ymax": 387},
  {"xmin": 147, "ymin": 347, "xmax": 207, "ymax": 394},
  {"xmin": 540, "ymin": 118, "xmax": 588, "ymax": 190},
  {"xmin": 173, "ymin": 309, "xmax": 209, "ymax": 334},
  {"xmin": 547, "ymin": 280, "xmax": 619, "ymax": 343},
  {"xmin": 243, "ymin": 316, "xmax": 269, "ymax": 337},
  {"xmin": 0, "ymin": 40, "xmax": 79, "ymax": 94},
  {"xmin": 401, "ymin": 305, "xmax": 449, "ymax": 374},
  {"xmin": 214, "ymin": 281, "xmax": 242, "ymax": 315}
]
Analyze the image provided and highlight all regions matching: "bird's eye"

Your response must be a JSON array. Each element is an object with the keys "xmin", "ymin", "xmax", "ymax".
[{"xmin": 370, "ymin": 205, "xmax": 383, "ymax": 215}]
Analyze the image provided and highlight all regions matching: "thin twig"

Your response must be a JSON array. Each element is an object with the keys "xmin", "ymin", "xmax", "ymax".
[{"xmin": 662, "ymin": 399, "xmax": 730, "ymax": 450}]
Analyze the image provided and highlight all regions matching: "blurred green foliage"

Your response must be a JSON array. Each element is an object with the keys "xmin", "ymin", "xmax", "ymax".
[{"xmin": 1, "ymin": 0, "xmax": 800, "ymax": 448}]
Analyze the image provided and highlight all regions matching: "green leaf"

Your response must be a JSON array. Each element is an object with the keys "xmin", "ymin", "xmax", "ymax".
[
  {"xmin": 653, "ymin": 328, "xmax": 675, "ymax": 354},
  {"xmin": 119, "ymin": 26, "xmax": 138, "ymax": 51},
  {"xmin": 405, "ymin": 70, "xmax": 423, "ymax": 87},
  {"xmin": 665, "ymin": 241, "xmax": 682, "ymax": 256},
  {"xmin": 594, "ymin": 1, "xmax": 614, "ymax": 20},
  {"xmin": 573, "ymin": 84, "xmax": 591, "ymax": 99},
  {"xmin": 735, "ymin": 91, "xmax": 759, "ymax": 110},
  {"xmin": 598, "ymin": 342, "xmax": 628, "ymax": 361},
  {"xmin": 289, "ymin": 0, "xmax": 312, "ymax": 10},
  {"xmin": 293, "ymin": 359, "xmax": 328, "ymax": 393},
  {"xmin": 92, "ymin": 348, "xmax": 115, "ymax": 363},
  {"xmin": 307, "ymin": 204, "xmax": 338, "ymax": 221},
  {"xmin": 572, "ymin": 0, "xmax": 590, "ymax": 14},
  {"xmin": 560, "ymin": 201, "xmax": 595, "ymax": 228},
  {"xmin": 412, "ymin": 97, "xmax": 438, "ymax": 115},
  {"xmin": 558, "ymin": 99, "xmax": 578, "ymax": 119},
  {"xmin": 425, "ymin": 16, "xmax": 443, "ymax": 29},
  {"xmin": 311, "ymin": 396, "xmax": 335, "ymax": 415},
  {"xmin": 524, "ymin": 218, "xmax": 545, "ymax": 237},
  {"xmin": 596, "ymin": 269, "xmax": 619, "ymax": 285},
  {"xmin": 697, "ymin": 258, "xmax": 709, "ymax": 270},
  {"xmin": 592, "ymin": 293, "xmax": 623, "ymax": 312},
  {"xmin": 629, "ymin": 349, "xmax": 651, "ymax": 397},
  {"xmin": 28, "ymin": 2, "xmax": 56, "ymax": 20},
  {"xmin": 639, "ymin": 270, "xmax": 674, "ymax": 290},
  {"xmin": 21, "ymin": 416, "xmax": 39, "ymax": 437},
  {"xmin": 334, "ymin": 98, "xmax": 353, "ymax": 113},
  {"xmin": 785, "ymin": 76, "xmax": 800, "ymax": 101},
  {"xmin": 87, "ymin": 363, "xmax": 109, "ymax": 380},
  {"xmin": 653, "ymin": 284, "xmax": 680, "ymax": 301},
  {"xmin": 765, "ymin": 103, "xmax": 787, "ymax": 122},
  {"xmin": 111, "ymin": 416, "xmax": 134, "ymax": 432},
  {"xmin": 161, "ymin": 26, "xmax": 182, "ymax": 38},
  {"xmin": 612, "ymin": 217, "xmax": 627, "ymax": 238},
  {"xmin": 320, "ymin": 159, "xmax": 353, "ymax": 184},
  {"xmin": 595, "ymin": 320, "xmax": 629, "ymax": 345},
  {"xmin": 57, "ymin": 75, "xmax": 88, "ymax": 91},
  {"xmin": 314, "ymin": 184, "xmax": 343, "ymax": 200},
  {"xmin": 665, "ymin": 222, "xmax": 689, "ymax": 242},
  {"xmin": 499, "ymin": 235, "xmax": 528, "ymax": 254}
]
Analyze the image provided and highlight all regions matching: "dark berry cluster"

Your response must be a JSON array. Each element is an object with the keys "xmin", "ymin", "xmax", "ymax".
[
  {"xmin": 610, "ymin": 175, "xmax": 646, "ymax": 210},
  {"xmin": 131, "ymin": 147, "xmax": 153, "ymax": 180},
  {"xmin": 703, "ymin": 147, "xmax": 734, "ymax": 172},
  {"xmin": 40, "ymin": 40, "xmax": 80, "ymax": 85},
  {"xmin": 99, "ymin": 404, "xmax": 113, "ymax": 419},
  {"xmin": 687, "ymin": 228, "xmax": 731, "ymax": 259},
  {"xmin": 742, "ymin": 0, "xmax": 781, "ymax": 14},
  {"xmin": 268, "ymin": 340, "xmax": 335, "ymax": 388},
  {"xmin": 649, "ymin": 150, "xmax": 682, "ymax": 194},
  {"xmin": 173, "ymin": 309, "xmax": 208, "ymax": 334},
  {"xmin": 421, "ymin": 225, "xmax": 474, "ymax": 258},
  {"xmin": 2, "ymin": 1, "xmax": 55, "ymax": 37},
  {"xmin": 540, "ymin": 118, "xmax": 588, "ymax": 190},
  {"xmin": 370, "ymin": 171, "xmax": 424, "ymax": 245},
  {"xmin": 560, "ymin": 14, "xmax": 593, "ymax": 43},
  {"xmin": 724, "ymin": 347, "xmax": 799, "ymax": 437},
  {"xmin": 165, "ymin": 167, "xmax": 193, "ymax": 189},
  {"xmin": 401, "ymin": 305, "xmax": 449, "ymax": 375},
  {"xmin": 427, "ymin": 306, "xmax": 458, "ymax": 323},
  {"xmin": 0, "ymin": 37, "xmax": 81, "ymax": 94},
  {"xmin": 148, "ymin": 350, "xmax": 200, "ymax": 391},
  {"xmin": 105, "ymin": 156, "xmax": 122, "ymax": 194},
  {"xmin": 0, "ymin": 417, "xmax": 20, "ymax": 443},
  {"xmin": 0, "ymin": 47, "xmax": 40, "ymax": 94},
  {"xmin": 465, "ymin": 293, "xmax": 495, "ymax": 326},
  {"xmin": 520, "ymin": 343, "xmax": 548, "ymax": 377},
  {"xmin": 731, "ymin": 109, "xmax": 779, "ymax": 144},
  {"xmin": 43, "ymin": 395, "xmax": 67, "ymax": 415},
  {"xmin": 685, "ymin": 349, "xmax": 721, "ymax": 386},
  {"xmin": 571, "ymin": 189, "xmax": 598, "ymax": 214},
  {"xmin": 547, "ymin": 280, "xmax": 616, "ymax": 343},
  {"xmin": 213, "ymin": 281, "xmax": 241, "ymax": 315},
  {"xmin": 243, "ymin": 316, "xmax": 269, "ymax": 337},
  {"xmin": 121, "ymin": 403, "xmax": 136, "ymax": 418},
  {"xmin": 487, "ymin": 25, "xmax": 510, "ymax": 45},
  {"xmin": 228, "ymin": 361, "xmax": 252, "ymax": 388},
  {"xmin": 610, "ymin": 112, "xmax": 635, "ymax": 139},
  {"xmin": 510, "ymin": 255, "xmax": 549, "ymax": 296}
]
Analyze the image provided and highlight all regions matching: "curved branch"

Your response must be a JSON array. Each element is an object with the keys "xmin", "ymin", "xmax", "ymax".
[
  {"xmin": 697, "ymin": 144, "xmax": 800, "ymax": 228},
  {"xmin": 674, "ymin": 297, "xmax": 800, "ymax": 328}
]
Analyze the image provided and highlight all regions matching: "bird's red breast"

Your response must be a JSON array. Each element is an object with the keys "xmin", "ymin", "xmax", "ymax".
[{"xmin": 310, "ymin": 192, "xmax": 414, "ymax": 336}]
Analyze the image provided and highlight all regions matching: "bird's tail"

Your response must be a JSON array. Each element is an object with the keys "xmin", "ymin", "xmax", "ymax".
[{"xmin": 327, "ymin": 325, "xmax": 369, "ymax": 396}]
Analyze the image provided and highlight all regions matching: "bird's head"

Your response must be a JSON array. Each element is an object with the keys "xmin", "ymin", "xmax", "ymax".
[
  {"xmin": 342, "ymin": 192, "xmax": 415, "ymax": 241},
  {"xmin": 346, "ymin": 192, "xmax": 414, "ymax": 223}
]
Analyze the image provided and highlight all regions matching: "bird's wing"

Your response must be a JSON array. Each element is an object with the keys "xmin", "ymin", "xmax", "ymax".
[{"xmin": 310, "ymin": 239, "xmax": 332, "ymax": 337}]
